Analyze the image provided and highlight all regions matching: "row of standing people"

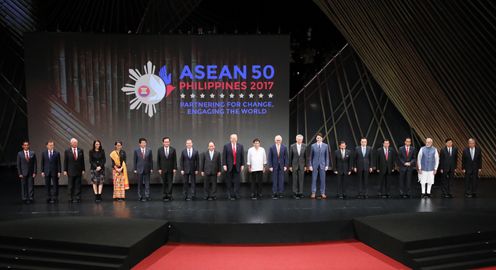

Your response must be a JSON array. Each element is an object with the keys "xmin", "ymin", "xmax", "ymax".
[{"xmin": 16, "ymin": 134, "xmax": 482, "ymax": 203}]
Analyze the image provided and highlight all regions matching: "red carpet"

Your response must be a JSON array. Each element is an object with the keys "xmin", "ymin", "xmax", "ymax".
[{"xmin": 133, "ymin": 240, "xmax": 410, "ymax": 270}]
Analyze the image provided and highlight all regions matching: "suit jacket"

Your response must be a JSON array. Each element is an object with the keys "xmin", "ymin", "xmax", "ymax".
[
  {"xmin": 180, "ymin": 148, "xmax": 199, "ymax": 174},
  {"xmin": 376, "ymin": 147, "xmax": 396, "ymax": 173},
  {"xmin": 334, "ymin": 149, "xmax": 353, "ymax": 174},
  {"xmin": 398, "ymin": 145, "xmax": 417, "ymax": 170},
  {"xmin": 222, "ymin": 143, "xmax": 245, "ymax": 172},
  {"xmin": 17, "ymin": 150, "xmax": 37, "ymax": 176},
  {"xmin": 439, "ymin": 146, "xmax": 458, "ymax": 172},
  {"xmin": 157, "ymin": 146, "xmax": 177, "ymax": 173},
  {"xmin": 64, "ymin": 148, "xmax": 85, "ymax": 176},
  {"xmin": 462, "ymin": 147, "xmax": 482, "ymax": 173},
  {"xmin": 289, "ymin": 143, "xmax": 307, "ymax": 170},
  {"xmin": 354, "ymin": 146, "xmax": 373, "ymax": 171},
  {"xmin": 308, "ymin": 143, "xmax": 331, "ymax": 169},
  {"xmin": 267, "ymin": 144, "xmax": 289, "ymax": 169},
  {"xmin": 200, "ymin": 150, "xmax": 222, "ymax": 175},
  {"xmin": 134, "ymin": 148, "xmax": 153, "ymax": 174},
  {"xmin": 41, "ymin": 150, "xmax": 61, "ymax": 177}
]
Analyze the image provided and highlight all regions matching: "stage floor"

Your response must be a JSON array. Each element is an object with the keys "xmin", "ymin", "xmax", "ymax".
[{"xmin": 1, "ymin": 175, "xmax": 495, "ymax": 222}]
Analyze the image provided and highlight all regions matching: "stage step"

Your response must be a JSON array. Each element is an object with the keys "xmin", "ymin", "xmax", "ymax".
[
  {"xmin": 419, "ymin": 257, "xmax": 496, "ymax": 270},
  {"xmin": 412, "ymin": 249, "xmax": 496, "ymax": 267},
  {"xmin": 407, "ymin": 239, "xmax": 496, "ymax": 258},
  {"xmin": 0, "ymin": 253, "xmax": 122, "ymax": 270}
]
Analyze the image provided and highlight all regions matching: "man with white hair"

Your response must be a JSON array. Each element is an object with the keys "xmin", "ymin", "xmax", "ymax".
[
  {"xmin": 64, "ymin": 138, "xmax": 85, "ymax": 203},
  {"xmin": 417, "ymin": 138, "xmax": 439, "ymax": 198},
  {"xmin": 268, "ymin": 135, "xmax": 288, "ymax": 199},
  {"xmin": 289, "ymin": 134, "xmax": 307, "ymax": 199}
]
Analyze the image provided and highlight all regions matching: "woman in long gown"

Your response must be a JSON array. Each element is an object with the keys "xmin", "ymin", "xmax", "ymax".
[{"xmin": 110, "ymin": 141, "xmax": 129, "ymax": 201}]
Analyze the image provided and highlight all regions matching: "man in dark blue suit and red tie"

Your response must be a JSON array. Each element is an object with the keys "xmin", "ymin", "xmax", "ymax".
[
  {"xmin": 268, "ymin": 135, "xmax": 289, "ymax": 199},
  {"xmin": 222, "ymin": 134, "xmax": 244, "ymax": 200},
  {"xmin": 41, "ymin": 140, "xmax": 61, "ymax": 203}
]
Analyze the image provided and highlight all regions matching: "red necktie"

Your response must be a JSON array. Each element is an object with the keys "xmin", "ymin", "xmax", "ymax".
[
  {"xmin": 406, "ymin": 147, "xmax": 409, "ymax": 157},
  {"xmin": 25, "ymin": 151, "xmax": 29, "ymax": 161},
  {"xmin": 73, "ymin": 148, "xmax": 77, "ymax": 160},
  {"xmin": 385, "ymin": 148, "xmax": 389, "ymax": 160},
  {"xmin": 232, "ymin": 144, "xmax": 237, "ymax": 165}
]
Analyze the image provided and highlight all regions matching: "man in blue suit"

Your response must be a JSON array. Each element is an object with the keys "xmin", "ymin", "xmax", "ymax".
[
  {"xmin": 134, "ymin": 138, "xmax": 153, "ymax": 201},
  {"xmin": 268, "ymin": 135, "xmax": 288, "ymax": 199},
  {"xmin": 308, "ymin": 133, "xmax": 331, "ymax": 199},
  {"xmin": 41, "ymin": 140, "xmax": 61, "ymax": 203}
]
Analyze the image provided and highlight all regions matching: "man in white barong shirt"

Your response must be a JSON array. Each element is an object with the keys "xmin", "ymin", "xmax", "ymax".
[{"xmin": 417, "ymin": 138, "xmax": 439, "ymax": 198}]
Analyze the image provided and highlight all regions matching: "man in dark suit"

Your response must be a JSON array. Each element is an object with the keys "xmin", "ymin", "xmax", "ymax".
[
  {"xmin": 64, "ymin": 138, "xmax": 85, "ymax": 203},
  {"xmin": 439, "ymin": 138, "xmax": 457, "ymax": 198},
  {"xmin": 354, "ymin": 137, "xmax": 374, "ymax": 199},
  {"xmin": 268, "ymin": 135, "xmax": 289, "ymax": 199},
  {"xmin": 133, "ymin": 138, "xmax": 153, "ymax": 201},
  {"xmin": 222, "ymin": 134, "xmax": 245, "ymax": 200},
  {"xmin": 41, "ymin": 140, "xmax": 61, "ymax": 203},
  {"xmin": 289, "ymin": 134, "xmax": 307, "ymax": 199},
  {"xmin": 376, "ymin": 139, "xmax": 397, "ymax": 198},
  {"xmin": 157, "ymin": 136, "xmax": 177, "ymax": 201},
  {"xmin": 180, "ymin": 139, "xmax": 199, "ymax": 200},
  {"xmin": 462, "ymin": 138, "xmax": 482, "ymax": 198},
  {"xmin": 200, "ymin": 141, "xmax": 222, "ymax": 200},
  {"xmin": 17, "ymin": 141, "xmax": 37, "ymax": 204},
  {"xmin": 397, "ymin": 138, "xmax": 416, "ymax": 198},
  {"xmin": 334, "ymin": 141, "xmax": 353, "ymax": 199}
]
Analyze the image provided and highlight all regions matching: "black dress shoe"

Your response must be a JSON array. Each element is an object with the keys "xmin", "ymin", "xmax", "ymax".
[
  {"xmin": 146, "ymin": 197, "xmax": 151, "ymax": 201},
  {"xmin": 163, "ymin": 197, "xmax": 170, "ymax": 202},
  {"xmin": 272, "ymin": 194, "xmax": 278, "ymax": 200},
  {"xmin": 278, "ymin": 194, "xmax": 284, "ymax": 198},
  {"xmin": 207, "ymin": 197, "xmax": 213, "ymax": 201},
  {"xmin": 465, "ymin": 193, "xmax": 472, "ymax": 198}
]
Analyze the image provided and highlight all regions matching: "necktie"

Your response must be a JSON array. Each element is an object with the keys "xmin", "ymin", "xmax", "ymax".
[
  {"xmin": 448, "ymin": 148, "xmax": 451, "ymax": 156},
  {"xmin": 73, "ymin": 148, "xmax": 77, "ymax": 160},
  {"xmin": 471, "ymin": 148, "xmax": 474, "ymax": 160},
  {"xmin": 210, "ymin": 151, "xmax": 213, "ymax": 160},
  {"xmin": 165, "ymin": 147, "xmax": 169, "ymax": 158},
  {"xmin": 142, "ymin": 149, "xmax": 145, "ymax": 159},
  {"xmin": 25, "ymin": 151, "xmax": 29, "ymax": 161},
  {"xmin": 362, "ymin": 147, "xmax": 366, "ymax": 157},
  {"xmin": 277, "ymin": 145, "xmax": 280, "ymax": 158},
  {"xmin": 49, "ymin": 151, "xmax": 52, "ymax": 159},
  {"xmin": 406, "ymin": 147, "xmax": 409, "ymax": 158},
  {"xmin": 385, "ymin": 148, "xmax": 389, "ymax": 160},
  {"xmin": 342, "ymin": 150, "xmax": 345, "ymax": 159},
  {"xmin": 188, "ymin": 149, "xmax": 191, "ymax": 158},
  {"xmin": 232, "ymin": 144, "xmax": 237, "ymax": 165},
  {"xmin": 297, "ymin": 145, "xmax": 301, "ymax": 156}
]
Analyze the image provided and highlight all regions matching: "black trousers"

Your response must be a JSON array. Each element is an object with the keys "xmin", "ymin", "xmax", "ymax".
[
  {"xmin": 336, "ymin": 173, "xmax": 347, "ymax": 195},
  {"xmin": 250, "ymin": 171, "xmax": 263, "ymax": 195},
  {"xmin": 20, "ymin": 175, "xmax": 34, "ymax": 201},
  {"xmin": 441, "ymin": 169, "xmax": 454, "ymax": 195},
  {"xmin": 203, "ymin": 174, "xmax": 217, "ymax": 198},
  {"xmin": 137, "ymin": 173, "xmax": 151, "ymax": 199},
  {"xmin": 161, "ymin": 171, "xmax": 174, "ymax": 198},
  {"xmin": 291, "ymin": 167, "xmax": 305, "ymax": 195},
  {"xmin": 357, "ymin": 169, "xmax": 369, "ymax": 196},
  {"xmin": 225, "ymin": 169, "xmax": 241, "ymax": 198},
  {"xmin": 399, "ymin": 168, "xmax": 413, "ymax": 195},
  {"xmin": 379, "ymin": 171, "xmax": 393, "ymax": 195},
  {"xmin": 464, "ymin": 170, "xmax": 479, "ymax": 195},
  {"xmin": 67, "ymin": 175, "xmax": 81, "ymax": 200},
  {"xmin": 44, "ymin": 174, "xmax": 59, "ymax": 199},
  {"xmin": 183, "ymin": 173, "xmax": 196, "ymax": 198}
]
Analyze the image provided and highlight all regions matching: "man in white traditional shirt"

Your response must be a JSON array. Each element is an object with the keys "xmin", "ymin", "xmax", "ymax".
[
  {"xmin": 417, "ymin": 138, "xmax": 439, "ymax": 198},
  {"xmin": 247, "ymin": 138, "xmax": 267, "ymax": 199}
]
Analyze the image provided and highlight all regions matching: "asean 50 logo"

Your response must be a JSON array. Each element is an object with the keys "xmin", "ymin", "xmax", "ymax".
[{"xmin": 121, "ymin": 61, "xmax": 175, "ymax": 117}]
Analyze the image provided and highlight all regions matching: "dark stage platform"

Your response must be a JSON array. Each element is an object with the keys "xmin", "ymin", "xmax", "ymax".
[{"xmin": 0, "ymin": 216, "xmax": 168, "ymax": 270}]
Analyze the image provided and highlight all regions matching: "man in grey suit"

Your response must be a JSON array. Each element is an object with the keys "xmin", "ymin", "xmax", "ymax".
[
  {"xmin": 133, "ymin": 138, "xmax": 153, "ymax": 201},
  {"xmin": 308, "ymin": 133, "xmax": 331, "ymax": 199},
  {"xmin": 17, "ymin": 141, "xmax": 37, "ymax": 204},
  {"xmin": 200, "ymin": 141, "xmax": 222, "ymax": 200},
  {"xmin": 289, "ymin": 134, "xmax": 307, "ymax": 199}
]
